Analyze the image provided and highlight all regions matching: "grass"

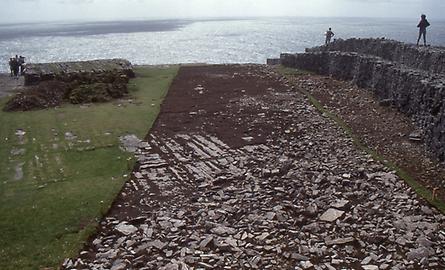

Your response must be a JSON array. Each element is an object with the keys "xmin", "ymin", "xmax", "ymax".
[
  {"xmin": 277, "ymin": 66, "xmax": 445, "ymax": 214},
  {"xmin": 0, "ymin": 66, "xmax": 178, "ymax": 270}
]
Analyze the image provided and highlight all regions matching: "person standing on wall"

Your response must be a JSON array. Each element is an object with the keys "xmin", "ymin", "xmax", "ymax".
[
  {"xmin": 325, "ymin": 27, "xmax": 335, "ymax": 45},
  {"xmin": 11, "ymin": 56, "xmax": 19, "ymax": 79},
  {"xmin": 19, "ymin": 56, "xmax": 25, "ymax": 75},
  {"xmin": 417, "ymin": 14, "xmax": 430, "ymax": 46},
  {"xmin": 8, "ymin": 58, "xmax": 14, "ymax": 77}
]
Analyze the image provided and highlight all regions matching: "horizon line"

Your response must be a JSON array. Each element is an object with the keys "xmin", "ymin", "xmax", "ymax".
[{"xmin": 0, "ymin": 15, "xmax": 439, "ymax": 26}]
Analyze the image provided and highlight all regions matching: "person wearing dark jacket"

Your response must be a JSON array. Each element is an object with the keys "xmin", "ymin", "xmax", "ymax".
[
  {"xmin": 325, "ymin": 27, "xmax": 335, "ymax": 45},
  {"xmin": 417, "ymin": 14, "xmax": 430, "ymax": 46},
  {"xmin": 18, "ymin": 56, "xmax": 25, "ymax": 75},
  {"xmin": 8, "ymin": 58, "xmax": 14, "ymax": 77}
]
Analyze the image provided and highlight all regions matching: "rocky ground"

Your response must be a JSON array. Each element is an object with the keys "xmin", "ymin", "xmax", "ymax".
[
  {"xmin": 289, "ymin": 74, "xmax": 445, "ymax": 202},
  {"xmin": 62, "ymin": 65, "xmax": 445, "ymax": 270}
]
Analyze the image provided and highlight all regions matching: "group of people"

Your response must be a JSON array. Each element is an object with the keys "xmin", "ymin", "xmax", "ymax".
[
  {"xmin": 8, "ymin": 55, "xmax": 26, "ymax": 79},
  {"xmin": 323, "ymin": 14, "xmax": 432, "ymax": 46}
]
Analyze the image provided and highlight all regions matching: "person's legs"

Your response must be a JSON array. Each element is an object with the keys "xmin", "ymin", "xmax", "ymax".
[
  {"xmin": 417, "ymin": 31, "xmax": 422, "ymax": 45},
  {"xmin": 423, "ymin": 31, "xmax": 427, "ymax": 46}
]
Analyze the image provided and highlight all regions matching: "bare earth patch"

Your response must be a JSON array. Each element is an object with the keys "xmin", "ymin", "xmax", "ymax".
[{"xmin": 63, "ymin": 65, "xmax": 445, "ymax": 270}]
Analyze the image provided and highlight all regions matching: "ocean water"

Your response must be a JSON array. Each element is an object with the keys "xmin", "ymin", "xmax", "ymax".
[{"xmin": 1, "ymin": 17, "xmax": 445, "ymax": 73}]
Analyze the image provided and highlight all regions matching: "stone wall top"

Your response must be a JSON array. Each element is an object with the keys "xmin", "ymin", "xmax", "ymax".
[
  {"xmin": 24, "ymin": 58, "xmax": 134, "ymax": 86},
  {"xmin": 306, "ymin": 38, "xmax": 445, "ymax": 75}
]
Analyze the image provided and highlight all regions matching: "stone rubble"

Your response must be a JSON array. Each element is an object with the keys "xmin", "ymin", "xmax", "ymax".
[{"xmin": 62, "ymin": 65, "xmax": 445, "ymax": 270}]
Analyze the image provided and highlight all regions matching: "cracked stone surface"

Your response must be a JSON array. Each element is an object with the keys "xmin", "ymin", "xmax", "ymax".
[{"xmin": 62, "ymin": 65, "xmax": 445, "ymax": 270}]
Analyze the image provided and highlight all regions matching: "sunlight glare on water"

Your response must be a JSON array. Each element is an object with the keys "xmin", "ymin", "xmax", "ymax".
[{"xmin": 1, "ymin": 17, "xmax": 445, "ymax": 72}]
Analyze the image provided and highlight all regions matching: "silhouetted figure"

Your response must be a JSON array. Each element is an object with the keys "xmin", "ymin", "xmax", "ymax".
[
  {"xmin": 8, "ymin": 58, "xmax": 14, "ymax": 77},
  {"xmin": 19, "ymin": 56, "xmax": 25, "ymax": 75},
  {"xmin": 10, "ymin": 57, "xmax": 19, "ymax": 79},
  {"xmin": 325, "ymin": 28, "xmax": 335, "ymax": 45},
  {"xmin": 417, "ymin": 14, "xmax": 430, "ymax": 46}
]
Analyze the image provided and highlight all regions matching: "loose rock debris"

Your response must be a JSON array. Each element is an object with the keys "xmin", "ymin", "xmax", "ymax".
[
  {"xmin": 287, "ymin": 73, "xmax": 445, "ymax": 201},
  {"xmin": 62, "ymin": 65, "xmax": 445, "ymax": 270},
  {"xmin": 119, "ymin": 134, "xmax": 143, "ymax": 153}
]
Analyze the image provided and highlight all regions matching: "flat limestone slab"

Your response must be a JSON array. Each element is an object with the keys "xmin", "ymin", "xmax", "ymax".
[{"xmin": 319, "ymin": 208, "xmax": 345, "ymax": 222}]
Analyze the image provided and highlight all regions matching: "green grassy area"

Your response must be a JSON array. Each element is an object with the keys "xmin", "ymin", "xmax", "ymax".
[
  {"xmin": 277, "ymin": 66, "xmax": 445, "ymax": 214},
  {"xmin": 0, "ymin": 66, "xmax": 178, "ymax": 270}
]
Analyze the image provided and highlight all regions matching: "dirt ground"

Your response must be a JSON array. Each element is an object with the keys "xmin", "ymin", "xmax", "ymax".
[
  {"xmin": 63, "ymin": 65, "xmax": 445, "ymax": 270},
  {"xmin": 289, "ymin": 74, "xmax": 445, "ymax": 202}
]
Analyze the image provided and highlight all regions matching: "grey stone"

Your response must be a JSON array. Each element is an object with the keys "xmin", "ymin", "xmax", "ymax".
[
  {"xmin": 408, "ymin": 131, "xmax": 423, "ymax": 142},
  {"xmin": 162, "ymin": 263, "xmax": 179, "ymax": 270},
  {"xmin": 319, "ymin": 208, "xmax": 345, "ymax": 222},
  {"xmin": 331, "ymin": 199, "xmax": 349, "ymax": 209},
  {"xmin": 211, "ymin": 226, "xmax": 236, "ymax": 236},
  {"xmin": 416, "ymin": 236, "xmax": 434, "ymax": 248},
  {"xmin": 325, "ymin": 237, "xmax": 355, "ymax": 246},
  {"xmin": 97, "ymin": 249, "xmax": 118, "ymax": 259},
  {"xmin": 291, "ymin": 253, "xmax": 309, "ymax": 261},
  {"xmin": 197, "ymin": 262, "xmax": 214, "ymax": 269},
  {"xmin": 257, "ymin": 232, "xmax": 270, "ymax": 241},
  {"xmin": 120, "ymin": 134, "xmax": 142, "ymax": 153},
  {"xmin": 361, "ymin": 256, "xmax": 372, "ymax": 265},
  {"xmin": 200, "ymin": 236, "xmax": 214, "ymax": 248},
  {"xmin": 115, "ymin": 223, "xmax": 138, "ymax": 235},
  {"xmin": 362, "ymin": 265, "xmax": 379, "ymax": 270},
  {"xmin": 420, "ymin": 206, "xmax": 433, "ymax": 215},
  {"xmin": 149, "ymin": 240, "xmax": 168, "ymax": 250},
  {"xmin": 111, "ymin": 261, "xmax": 126, "ymax": 270},
  {"xmin": 300, "ymin": 261, "xmax": 314, "ymax": 269},
  {"xmin": 406, "ymin": 247, "xmax": 431, "ymax": 261}
]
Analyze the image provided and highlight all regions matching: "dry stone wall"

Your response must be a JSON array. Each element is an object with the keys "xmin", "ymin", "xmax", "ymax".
[
  {"xmin": 281, "ymin": 40, "xmax": 445, "ymax": 160},
  {"xmin": 6, "ymin": 59, "xmax": 136, "ymax": 111},
  {"xmin": 24, "ymin": 58, "xmax": 135, "ymax": 86},
  {"xmin": 306, "ymin": 38, "xmax": 445, "ymax": 75}
]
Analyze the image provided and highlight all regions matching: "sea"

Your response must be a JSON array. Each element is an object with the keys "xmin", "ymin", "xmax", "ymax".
[{"xmin": 1, "ymin": 17, "xmax": 445, "ymax": 73}]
